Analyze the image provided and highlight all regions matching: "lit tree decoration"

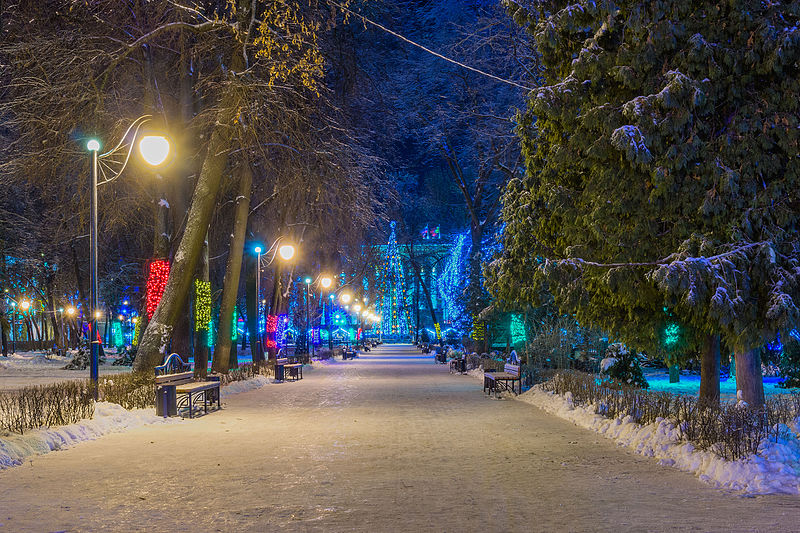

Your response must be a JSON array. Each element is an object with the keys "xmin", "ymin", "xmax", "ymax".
[
  {"xmin": 276, "ymin": 313, "xmax": 288, "ymax": 347},
  {"xmin": 194, "ymin": 280, "xmax": 212, "ymax": 332},
  {"xmin": 145, "ymin": 260, "xmax": 170, "ymax": 319},
  {"xmin": 438, "ymin": 232, "xmax": 470, "ymax": 325},
  {"xmin": 231, "ymin": 307, "xmax": 238, "ymax": 341},
  {"xmin": 663, "ymin": 323, "xmax": 680, "ymax": 347},
  {"xmin": 434, "ymin": 322, "xmax": 441, "ymax": 342},
  {"xmin": 377, "ymin": 221, "xmax": 413, "ymax": 336}
]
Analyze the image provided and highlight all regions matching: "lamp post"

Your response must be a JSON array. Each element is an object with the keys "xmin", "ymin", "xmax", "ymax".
[
  {"xmin": 320, "ymin": 276, "xmax": 333, "ymax": 350},
  {"xmin": 254, "ymin": 245, "xmax": 263, "ymax": 354},
  {"xmin": 303, "ymin": 276, "xmax": 312, "ymax": 355},
  {"xmin": 254, "ymin": 239, "xmax": 295, "ymax": 357},
  {"xmin": 86, "ymin": 115, "xmax": 170, "ymax": 397}
]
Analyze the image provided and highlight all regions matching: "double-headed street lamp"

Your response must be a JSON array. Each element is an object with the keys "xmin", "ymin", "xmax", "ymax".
[{"xmin": 86, "ymin": 115, "xmax": 170, "ymax": 397}]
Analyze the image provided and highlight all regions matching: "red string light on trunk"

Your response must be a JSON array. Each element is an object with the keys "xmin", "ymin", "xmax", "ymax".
[{"xmin": 145, "ymin": 260, "xmax": 170, "ymax": 319}]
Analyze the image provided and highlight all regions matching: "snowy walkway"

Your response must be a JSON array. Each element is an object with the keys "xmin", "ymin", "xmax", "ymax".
[{"xmin": 1, "ymin": 345, "xmax": 798, "ymax": 532}]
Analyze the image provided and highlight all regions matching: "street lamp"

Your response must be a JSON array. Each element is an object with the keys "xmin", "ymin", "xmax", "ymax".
[
  {"xmin": 86, "ymin": 115, "xmax": 170, "ymax": 397},
  {"xmin": 254, "ymin": 238, "xmax": 296, "ymax": 357}
]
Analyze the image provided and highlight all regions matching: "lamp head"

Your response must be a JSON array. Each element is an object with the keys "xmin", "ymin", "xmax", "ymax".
[
  {"xmin": 138, "ymin": 135, "xmax": 170, "ymax": 166},
  {"xmin": 254, "ymin": 246, "xmax": 263, "ymax": 254},
  {"xmin": 87, "ymin": 139, "xmax": 101, "ymax": 152},
  {"xmin": 320, "ymin": 276, "xmax": 332, "ymax": 289},
  {"xmin": 353, "ymin": 304, "xmax": 362, "ymax": 313},
  {"xmin": 19, "ymin": 300, "xmax": 30, "ymax": 311},
  {"xmin": 340, "ymin": 292, "xmax": 352, "ymax": 304},
  {"xmin": 278, "ymin": 244, "xmax": 295, "ymax": 261},
  {"xmin": 304, "ymin": 277, "xmax": 312, "ymax": 285}
]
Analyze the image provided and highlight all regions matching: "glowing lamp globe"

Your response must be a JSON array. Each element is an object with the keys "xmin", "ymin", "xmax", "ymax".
[
  {"xmin": 320, "ymin": 276, "xmax": 332, "ymax": 289},
  {"xmin": 20, "ymin": 300, "xmax": 31, "ymax": 311},
  {"xmin": 304, "ymin": 277, "xmax": 312, "ymax": 285},
  {"xmin": 340, "ymin": 293, "xmax": 352, "ymax": 304},
  {"xmin": 87, "ymin": 139, "xmax": 101, "ymax": 152},
  {"xmin": 66, "ymin": 307, "xmax": 76, "ymax": 316},
  {"xmin": 138, "ymin": 135, "xmax": 170, "ymax": 166},
  {"xmin": 353, "ymin": 304, "xmax": 362, "ymax": 313},
  {"xmin": 254, "ymin": 246, "xmax": 263, "ymax": 254},
  {"xmin": 278, "ymin": 244, "xmax": 295, "ymax": 261}
]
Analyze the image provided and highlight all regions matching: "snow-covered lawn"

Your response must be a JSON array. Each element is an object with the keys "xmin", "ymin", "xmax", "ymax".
[
  {"xmin": 644, "ymin": 370, "xmax": 791, "ymax": 398},
  {"xmin": 0, "ymin": 350, "xmax": 132, "ymax": 391},
  {"xmin": 0, "ymin": 374, "xmax": 271, "ymax": 470}
]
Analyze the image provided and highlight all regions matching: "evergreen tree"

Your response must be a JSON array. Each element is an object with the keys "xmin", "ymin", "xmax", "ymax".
[{"xmin": 489, "ymin": 0, "xmax": 800, "ymax": 406}]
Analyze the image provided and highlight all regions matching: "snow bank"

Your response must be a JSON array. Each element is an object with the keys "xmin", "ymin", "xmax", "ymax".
[
  {"xmin": 1, "ymin": 375, "xmax": 272, "ymax": 470},
  {"xmin": 0, "ymin": 402, "xmax": 176, "ymax": 470},
  {"xmin": 519, "ymin": 387, "xmax": 800, "ymax": 495},
  {"xmin": 220, "ymin": 375, "xmax": 271, "ymax": 397}
]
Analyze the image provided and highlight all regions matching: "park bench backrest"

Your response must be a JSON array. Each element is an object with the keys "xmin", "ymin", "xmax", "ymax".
[
  {"xmin": 504, "ymin": 363, "xmax": 520, "ymax": 377},
  {"xmin": 276, "ymin": 358, "xmax": 288, "ymax": 365},
  {"xmin": 155, "ymin": 353, "xmax": 191, "ymax": 375}
]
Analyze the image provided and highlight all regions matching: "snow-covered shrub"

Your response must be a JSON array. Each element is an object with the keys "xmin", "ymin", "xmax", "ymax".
[
  {"xmin": 448, "ymin": 349, "xmax": 463, "ymax": 360},
  {"xmin": 112, "ymin": 346, "xmax": 136, "ymax": 366},
  {"xmin": 0, "ymin": 381, "xmax": 94, "ymax": 434},
  {"xmin": 600, "ymin": 343, "xmax": 648, "ymax": 389},
  {"xmin": 63, "ymin": 342, "xmax": 106, "ymax": 370},
  {"xmin": 315, "ymin": 348, "xmax": 335, "ymax": 360},
  {"xmin": 97, "ymin": 372, "xmax": 155, "ymax": 410},
  {"xmin": 540, "ymin": 370, "xmax": 800, "ymax": 460}
]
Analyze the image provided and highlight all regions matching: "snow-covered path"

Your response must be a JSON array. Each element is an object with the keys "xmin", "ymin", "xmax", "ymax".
[{"xmin": 1, "ymin": 345, "xmax": 798, "ymax": 532}]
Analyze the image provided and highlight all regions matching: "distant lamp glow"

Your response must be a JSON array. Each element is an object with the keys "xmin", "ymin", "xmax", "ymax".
[
  {"xmin": 340, "ymin": 293, "xmax": 352, "ymax": 304},
  {"xmin": 118, "ymin": 314, "xmax": 125, "ymax": 321},
  {"xmin": 320, "ymin": 276, "xmax": 332, "ymax": 289},
  {"xmin": 66, "ymin": 306, "xmax": 76, "ymax": 316},
  {"xmin": 94, "ymin": 310, "xmax": 102, "ymax": 319},
  {"xmin": 123, "ymin": 300, "xmax": 129, "ymax": 305},
  {"xmin": 304, "ymin": 277, "xmax": 312, "ymax": 285},
  {"xmin": 254, "ymin": 246, "xmax": 263, "ymax": 254},
  {"xmin": 138, "ymin": 135, "xmax": 170, "ymax": 166},
  {"xmin": 132, "ymin": 317, "xmax": 139, "ymax": 324},
  {"xmin": 19, "ymin": 300, "xmax": 30, "ymax": 311},
  {"xmin": 86, "ymin": 139, "xmax": 101, "ymax": 152},
  {"xmin": 353, "ymin": 304, "xmax": 362, "ymax": 313},
  {"xmin": 278, "ymin": 244, "xmax": 295, "ymax": 261}
]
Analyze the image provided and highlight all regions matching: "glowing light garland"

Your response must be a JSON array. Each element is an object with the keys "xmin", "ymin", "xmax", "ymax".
[
  {"xmin": 145, "ymin": 260, "xmax": 170, "ymax": 319},
  {"xmin": 112, "ymin": 322, "xmax": 124, "ymax": 347},
  {"xmin": 471, "ymin": 314, "xmax": 486, "ymax": 342},
  {"xmin": 276, "ymin": 314, "xmax": 288, "ymax": 347},
  {"xmin": 509, "ymin": 314, "xmax": 526, "ymax": 344},
  {"xmin": 664, "ymin": 323, "xmax": 680, "ymax": 346},
  {"xmin": 194, "ymin": 280, "xmax": 211, "ymax": 331},
  {"xmin": 434, "ymin": 322, "xmax": 441, "ymax": 342},
  {"xmin": 265, "ymin": 314, "xmax": 278, "ymax": 349},
  {"xmin": 231, "ymin": 308, "xmax": 238, "ymax": 341},
  {"xmin": 132, "ymin": 318, "xmax": 141, "ymax": 346}
]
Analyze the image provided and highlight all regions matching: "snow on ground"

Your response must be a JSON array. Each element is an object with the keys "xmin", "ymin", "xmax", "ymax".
[
  {"xmin": 644, "ymin": 370, "xmax": 790, "ymax": 398},
  {"xmin": 468, "ymin": 368, "xmax": 800, "ymax": 494},
  {"xmin": 518, "ymin": 386, "xmax": 800, "ymax": 495},
  {"xmin": 0, "ymin": 374, "xmax": 271, "ymax": 470},
  {"xmin": 0, "ymin": 350, "xmax": 131, "ymax": 391}
]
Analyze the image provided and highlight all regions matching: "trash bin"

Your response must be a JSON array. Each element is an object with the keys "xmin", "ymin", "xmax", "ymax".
[
  {"xmin": 275, "ymin": 362, "xmax": 285, "ymax": 381},
  {"xmin": 156, "ymin": 385, "xmax": 177, "ymax": 417}
]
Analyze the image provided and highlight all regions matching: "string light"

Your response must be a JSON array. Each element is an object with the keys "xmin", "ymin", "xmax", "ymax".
[
  {"xmin": 145, "ymin": 260, "xmax": 170, "ymax": 319},
  {"xmin": 112, "ymin": 321, "xmax": 124, "ymax": 347},
  {"xmin": 438, "ymin": 232, "xmax": 470, "ymax": 325},
  {"xmin": 194, "ymin": 280, "xmax": 211, "ymax": 331},
  {"xmin": 231, "ymin": 308, "xmax": 238, "ymax": 341},
  {"xmin": 266, "ymin": 314, "xmax": 278, "ymax": 349},
  {"xmin": 509, "ymin": 314, "xmax": 525, "ymax": 344},
  {"xmin": 132, "ymin": 317, "xmax": 141, "ymax": 346}
]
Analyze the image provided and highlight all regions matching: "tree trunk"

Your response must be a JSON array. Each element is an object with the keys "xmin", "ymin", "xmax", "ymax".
[
  {"xmin": 669, "ymin": 364, "xmax": 680, "ymax": 383},
  {"xmin": 212, "ymin": 157, "xmax": 252, "ymax": 372},
  {"xmin": 734, "ymin": 346, "xmax": 765, "ymax": 407},
  {"xmin": 408, "ymin": 259, "xmax": 441, "ymax": 344},
  {"xmin": 134, "ymin": 87, "xmax": 239, "ymax": 372},
  {"xmin": 699, "ymin": 333, "xmax": 721, "ymax": 407}
]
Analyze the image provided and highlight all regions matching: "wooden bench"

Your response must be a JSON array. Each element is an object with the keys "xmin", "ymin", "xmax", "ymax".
[
  {"xmin": 155, "ymin": 353, "xmax": 220, "ymax": 418},
  {"xmin": 483, "ymin": 363, "xmax": 521, "ymax": 396}
]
